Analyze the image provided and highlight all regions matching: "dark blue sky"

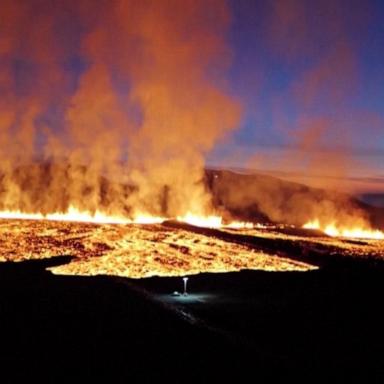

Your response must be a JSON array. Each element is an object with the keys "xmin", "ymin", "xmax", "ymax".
[{"xmin": 208, "ymin": 0, "xmax": 384, "ymax": 179}]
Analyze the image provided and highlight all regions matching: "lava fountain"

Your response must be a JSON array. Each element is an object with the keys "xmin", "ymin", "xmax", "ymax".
[
  {"xmin": 303, "ymin": 219, "xmax": 384, "ymax": 240},
  {"xmin": 0, "ymin": 207, "xmax": 254, "ymax": 229}
]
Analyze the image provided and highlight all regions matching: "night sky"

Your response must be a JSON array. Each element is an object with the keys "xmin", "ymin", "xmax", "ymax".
[{"xmin": 209, "ymin": 0, "xmax": 384, "ymax": 185}]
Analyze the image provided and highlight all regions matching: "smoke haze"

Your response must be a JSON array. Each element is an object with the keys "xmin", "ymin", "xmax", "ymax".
[{"xmin": 0, "ymin": 0, "xmax": 240, "ymax": 217}]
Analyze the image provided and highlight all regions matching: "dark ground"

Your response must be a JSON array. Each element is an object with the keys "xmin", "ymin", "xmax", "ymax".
[{"xmin": 0, "ymin": 256, "xmax": 383, "ymax": 383}]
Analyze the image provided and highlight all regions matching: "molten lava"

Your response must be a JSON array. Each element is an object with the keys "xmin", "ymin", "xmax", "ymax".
[
  {"xmin": 0, "ymin": 218, "xmax": 315, "ymax": 277},
  {"xmin": 0, "ymin": 206, "xmax": 164, "ymax": 225},
  {"xmin": 303, "ymin": 219, "xmax": 384, "ymax": 240},
  {"xmin": 1, "ymin": 206, "xmax": 384, "ymax": 280},
  {"xmin": 176, "ymin": 212, "xmax": 255, "ymax": 229},
  {"xmin": 177, "ymin": 212, "xmax": 223, "ymax": 228},
  {"xmin": 0, "ymin": 208, "xmax": 253, "ymax": 229}
]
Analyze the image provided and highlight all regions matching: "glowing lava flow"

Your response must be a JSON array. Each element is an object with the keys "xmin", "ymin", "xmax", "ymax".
[
  {"xmin": 0, "ymin": 218, "xmax": 316, "ymax": 276},
  {"xmin": 303, "ymin": 219, "xmax": 384, "ymax": 240},
  {"xmin": 0, "ymin": 207, "xmax": 255, "ymax": 229},
  {"xmin": 176, "ymin": 212, "xmax": 255, "ymax": 229},
  {"xmin": 0, "ymin": 207, "xmax": 257, "ymax": 229},
  {"xmin": 177, "ymin": 212, "xmax": 223, "ymax": 228},
  {"xmin": 0, "ymin": 206, "xmax": 165, "ymax": 225},
  {"xmin": 0, "ymin": 210, "xmax": 45, "ymax": 221}
]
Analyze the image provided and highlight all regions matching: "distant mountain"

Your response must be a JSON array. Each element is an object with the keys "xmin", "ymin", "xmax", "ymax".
[{"xmin": 205, "ymin": 169, "xmax": 384, "ymax": 229}]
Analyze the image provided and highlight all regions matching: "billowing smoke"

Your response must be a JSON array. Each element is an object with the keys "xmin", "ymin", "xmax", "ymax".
[
  {"xmin": 0, "ymin": 0, "xmax": 240, "ymax": 217},
  {"xmin": 209, "ymin": 170, "xmax": 376, "ymax": 229}
]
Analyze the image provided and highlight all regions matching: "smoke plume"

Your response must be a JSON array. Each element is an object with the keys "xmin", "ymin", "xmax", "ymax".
[{"xmin": 0, "ymin": 0, "xmax": 240, "ymax": 217}]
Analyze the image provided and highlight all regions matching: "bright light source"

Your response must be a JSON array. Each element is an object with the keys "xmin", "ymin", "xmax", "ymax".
[{"xmin": 182, "ymin": 277, "xmax": 189, "ymax": 296}]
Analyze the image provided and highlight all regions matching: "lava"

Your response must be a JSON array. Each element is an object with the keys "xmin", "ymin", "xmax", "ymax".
[
  {"xmin": 303, "ymin": 219, "xmax": 384, "ymax": 240},
  {"xmin": 1, "ymin": 208, "xmax": 383, "ymax": 279},
  {"xmin": 0, "ymin": 218, "xmax": 315, "ymax": 278},
  {"xmin": 0, "ymin": 207, "xmax": 254, "ymax": 229},
  {"xmin": 176, "ymin": 212, "xmax": 255, "ymax": 229},
  {"xmin": 0, "ymin": 206, "xmax": 164, "ymax": 225}
]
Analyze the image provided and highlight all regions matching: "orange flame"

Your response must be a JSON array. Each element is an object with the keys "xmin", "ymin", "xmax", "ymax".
[
  {"xmin": 0, "ymin": 206, "xmax": 164, "ymax": 225},
  {"xmin": 177, "ymin": 212, "xmax": 223, "ymax": 228},
  {"xmin": 0, "ymin": 207, "xmax": 254, "ymax": 229},
  {"xmin": 303, "ymin": 219, "xmax": 384, "ymax": 240},
  {"xmin": 176, "ymin": 212, "xmax": 255, "ymax": 229}
]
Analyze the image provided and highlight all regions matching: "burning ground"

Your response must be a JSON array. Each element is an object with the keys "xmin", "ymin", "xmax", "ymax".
[
  {"xmin": 0, "ymin": 219, "xmax": 314, "ymax": 277},
  {"xmin": 1, "ymin": 213, "xmax": 384, "ymax": 280}
]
